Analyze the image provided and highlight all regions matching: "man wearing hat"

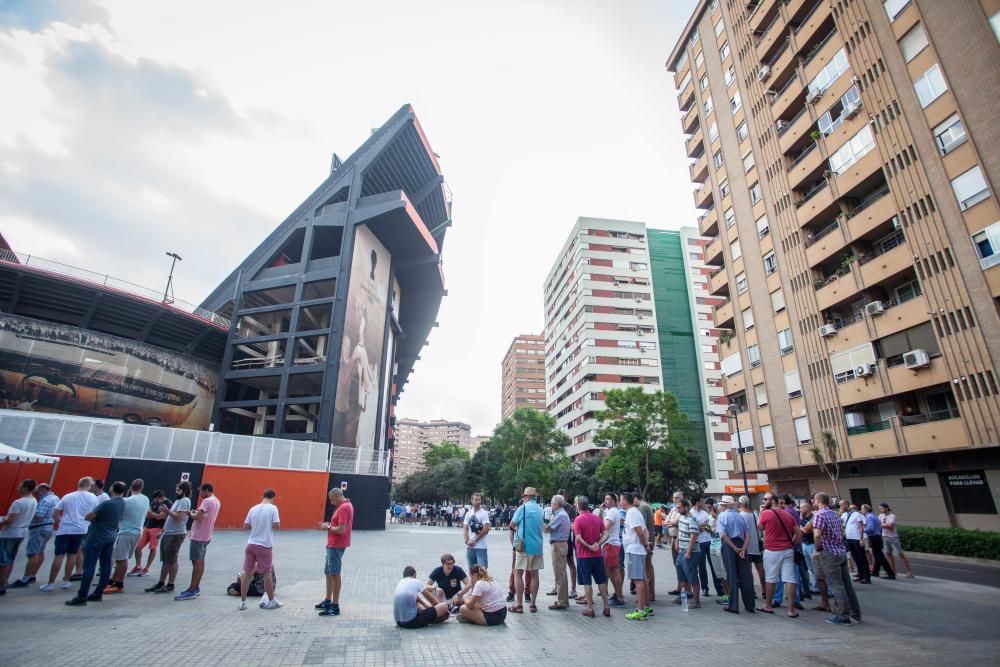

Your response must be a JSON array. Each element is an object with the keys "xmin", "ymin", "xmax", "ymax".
[
  {"xmin": 716, "ymin": 495, "xmax": 755, "ymax": 614},
  {"xmin": 508, "ymin": 487, "xmax": 544, "ymax": 613}
]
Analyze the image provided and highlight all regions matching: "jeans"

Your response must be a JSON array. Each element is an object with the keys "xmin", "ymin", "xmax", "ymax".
[
  {"xmin": 721, "ymin": 538, "xmax": 754, "ymax": 612},
  {"xmin": 699, "ymin": 541, "xmax": 724, "ymax": 595},
  {"xmin": 801, "ymin": 542, "xmax": 818, "ymax": 590},
  {"xmin": 77, "ymin": 539, "xmax": 114, "ymax": 599},
  {"xmin": 819, "ymin": 551, "xmax": 860, "ymax": 621},
  {"xmin": 868, "ymin": 535, "xmax": 895, "ymax": 578},
  {"xmin": 846, "ymin": 539, "xmax": 871, "ymax": 582},
  {"xmin": 466, "ymin": 547, "xmax": 488, "ymax": 571}
]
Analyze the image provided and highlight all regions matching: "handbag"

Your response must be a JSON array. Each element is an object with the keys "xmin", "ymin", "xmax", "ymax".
[
  {"xmin": 770, "ymin": 509, "xmax": 805, "ymax": 565},
  {"xmin": 513, "ymin": 510, "xmax": 526, "ymax": 553}
]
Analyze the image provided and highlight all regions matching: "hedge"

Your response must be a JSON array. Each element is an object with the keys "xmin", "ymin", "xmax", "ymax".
[{"xmin": 898, "ymin": 526, "xmax": 1000, "ymax": 561}]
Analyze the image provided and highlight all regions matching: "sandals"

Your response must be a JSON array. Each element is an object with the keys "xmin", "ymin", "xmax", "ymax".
[
  {"xmin": 602, "ymin": 608, "xmax": 611, "ymax": 617},
  {"xmin": 756, "ymin": 607, "xmax": 775, "ymax": 614},
  {"xmin": 582, "ymin": 608, "xmax": 596, "ymax": 618},
  {"xmin": 529, "ymin": 604, "xmax": 538, "ymax": 613},
  {"xmin": 787, "ymin": 612, "xmax": 800, "ymax": 618},
  {"xmin": 508, "ymin": 605, "xmax": 524, "ymax": 613},
  {"xmin": 548, "ymin": 603, "xmax": 568, "ymax": 610}
]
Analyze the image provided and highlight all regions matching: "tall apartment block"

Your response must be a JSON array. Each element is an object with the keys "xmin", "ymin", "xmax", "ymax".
[
  {"xmin": 667, "ymin": 0, "xmax": 1000, "ymax": 528},
  {"xmin": 500, "ymin": 333, "xmax": 547, "ymax": 420},
  {"xmin": 391, "ymin": 418, "xmax": 476, "ymax": 482}
]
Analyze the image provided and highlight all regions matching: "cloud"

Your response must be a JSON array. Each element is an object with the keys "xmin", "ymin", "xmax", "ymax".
[{"xmin": 0, "ymin": 0, "xmax": 110, "ymax": 32}]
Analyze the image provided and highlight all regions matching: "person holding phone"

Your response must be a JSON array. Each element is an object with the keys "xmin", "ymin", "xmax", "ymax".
[{"xmin": 317, "ymin": 486, "xmax": 353, "ymax": 617}]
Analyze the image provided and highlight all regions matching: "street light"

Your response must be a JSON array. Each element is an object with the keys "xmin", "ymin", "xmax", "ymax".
[
  {"xmin": 163, "ymin": 252, "xmax": 182, "ymax": 304},
  {"xmin": 707, "ymin": 406, "xmax": 751, "ymax": 498}
]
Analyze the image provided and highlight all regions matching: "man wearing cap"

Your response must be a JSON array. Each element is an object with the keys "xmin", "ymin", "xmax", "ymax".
[
  {"xmin": 716, "ymin": 495, "xmax": 755, "ymax": 614},
  {"xmin": 879, "ymin": 503, "xmax": 913, "ymax": 578},
  {"xmin": 508, "ymin": 487, "xmax": 544, "ymax": 613}
]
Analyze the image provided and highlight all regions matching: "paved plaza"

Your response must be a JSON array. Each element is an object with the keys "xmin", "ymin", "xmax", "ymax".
[{"xmin": 0, "ymin": 524, "xmax": 997, "ymax": 666}]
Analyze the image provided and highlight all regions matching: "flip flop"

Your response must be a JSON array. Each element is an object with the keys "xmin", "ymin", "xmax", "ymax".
[
  {"xmin": 756, "ymin": 607, "xmax": 775, "ymax": 614},
  {"xmin": 508, "ymin": 605, "xmax": 523, "ymax": 613},
  {"xmin": 529, "ymin": 604, "xmax": 538, "ymax": 613},
  {"xmin": 787, "ymin": 613, "xmax": 800, "ymax": 618}
]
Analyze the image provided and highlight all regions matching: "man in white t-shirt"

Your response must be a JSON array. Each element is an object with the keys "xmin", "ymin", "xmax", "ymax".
[
  {"xmin": 622, "ymin": 492, "xmax": 651, "ymax": 620},
  {"xmin": 840, "ymin": 500, "xmax": 870, "ymax": 584},
  {"xmin": 878, "ymin": 503, "xmax": 913, "ymax": 578},
  {"xmin": 602, "ymin": 493, "xmax": 625, "ymax": 606},
  {"xmin": 40, "ymin": 477, "xmax": 98, "ymax": 592},
  {"xmin": 463, "ymin": 493, "xmax": 491, "ymax": 570},
  {"xmin": 0, "ymin": 479, "xmax": 38, "ymax": 594},
  {"xmin": 239, "ymin": 489, "xmax": 281, "ymax": 610}
]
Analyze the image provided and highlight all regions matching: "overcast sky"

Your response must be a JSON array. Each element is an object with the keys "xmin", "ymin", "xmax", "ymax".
[{"xmin": 0, "ymin": 0, "xmax": 700, "ymax": 435}]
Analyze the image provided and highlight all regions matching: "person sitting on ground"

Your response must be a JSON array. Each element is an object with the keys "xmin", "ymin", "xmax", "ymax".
[
  {"xmin": 394, "ymin": 566, "xmax": 449, "ymax": 629},
  {"xmin": 458, "ymin": 564, "xmax": 508, "ymax": 626},
  {"xmin": 426, "ymin": 553, "xmax": 471, "ymax": 605}
]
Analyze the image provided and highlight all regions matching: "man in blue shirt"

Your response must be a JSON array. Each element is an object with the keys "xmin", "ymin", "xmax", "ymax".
[
  {"xmin": 862, "ymin": 504, "xmax": 894, "ymax": 579},
  {"xmin": 509, "ymin": 487, "xmax": 544, "ymax": 612},
  {"xmin": 717, "ymin": 495, "xmax": 755, "ymax": 614},
  {"xmin": 66, "ymin": 481, "xmax": 127, "ymax": 606},
  {"xmin": 543, "ymin": 495, "xmax": 570, "ymax": 610}
]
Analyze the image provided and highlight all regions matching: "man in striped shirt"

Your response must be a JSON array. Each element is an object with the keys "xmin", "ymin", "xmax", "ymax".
[{"xmin": 813, "ymin": 492, "xmax": 861, "ymax": 626}]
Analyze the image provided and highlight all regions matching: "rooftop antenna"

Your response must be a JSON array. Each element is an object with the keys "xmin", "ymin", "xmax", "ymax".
[{"xmin": 163, "ymin": 251, "xmax": 182, "ymax": 304}]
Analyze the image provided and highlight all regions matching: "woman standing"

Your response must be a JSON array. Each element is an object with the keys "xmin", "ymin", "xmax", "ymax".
[{"xmin": 458, "ymin": 564, "xmax": 508, "ymax": 626}]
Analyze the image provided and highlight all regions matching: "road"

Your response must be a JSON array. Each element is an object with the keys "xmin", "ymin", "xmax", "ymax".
[{"xmin": 908, "ymin": 554, "xmax": 1000, "ymax": 588}]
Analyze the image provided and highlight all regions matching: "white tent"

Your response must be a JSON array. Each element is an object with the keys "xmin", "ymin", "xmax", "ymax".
[{"xmin": 0, "ymin": 443, "xmax": 60, "ymax": 485}]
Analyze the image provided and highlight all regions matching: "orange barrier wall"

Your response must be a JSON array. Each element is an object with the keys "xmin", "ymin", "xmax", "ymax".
[
  {"xmin": 0, "ymin": 462, "xmax": 55, "ymax": 513},
  {"xmin": 50, "ymin": 456, "xmax": 111, "ymax": 497},
  {"xmin": 201, "ymin": 465, "xmax": 328, "ymax": 530}
]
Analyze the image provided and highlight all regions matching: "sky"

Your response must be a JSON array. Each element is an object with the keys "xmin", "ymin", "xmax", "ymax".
[{"xmin": 0, "ymin": 0, "xmax": 700, "ymax": 435}]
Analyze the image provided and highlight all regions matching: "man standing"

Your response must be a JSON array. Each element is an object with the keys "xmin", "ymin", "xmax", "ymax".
[
  {"xmin": 130, "ymin": 489, "xmax": 167, "ymax": 577},
  {"xmin": 691, "ymin": 495, "xmax": 722, "ymax": 598},
  {"xmin": 841, "ymin": 500, "xmax": 870, "ymax": 584},
  {"xmin": 508, "ymin": 486, "xmax": 544, "ymax": 613},
  {"xmin": 317, "ymin": 487, "xmax": 353, "ymax": 616},
  {"xmin": 543, "ymin": 494, "xmax": 570, "ymax": 610},
  {"xmin": 103, "ymin": 479, "xmax": 149, "ymax": 594},
  {"xmin": 717, "ymin": 495, "xmax": 754, "ymax": 614},
  {"xmin": 879, "ymin": 503, "xmax": 913, "ymax": 578},
  {"xmin": 145, "ymin": 481, "xmax": 192, "ymax": 595},
  {"xmin": 463, "ymin": 492, "xmax": 490, "ymax": 570},
  {"xmin": 674, "ymin": 499, "xmax": 701, "ymax": 609},
  {"xmin": 623, "ymin": 492, "xmax": 652, "ymax": 621},
  {"xmin": 637, "ymin": 494, "xmax": 656, "ymax": 602},
  {"xmin": 862, "ymin": 504, "xmax": 894, "ymax": 580},
  {"xmin": 92, "ymin": 479, "xmax": 110, "ymax": 504},
  {"xmin": 40, "ymin": 477, "xmax": 97, "ymax": 592},
  {"xmin": 739, "ymin": 496, "xmax": 766, "ymax": 594},
  {"xmin": 757, "ymin": 492, "xmax": 801, "ymax": 617},
  {"xmin": 66, "ymin": 481, "xmax": 126, "ymax": 606},
  {"xmin": 601, "ymin": 493, "xmax": 625, "ymax": 607},
  {"xmin": 239, "ymin": 489, "xmax": 281, "ymax": 610},
  {"xmin": 0, "ymin": 479, "xmax": 38, "ymax": 595},
  {"xmin": 175, "ymin": 482, "xmax": 220, "ymax": 600},
  {"xmin": 813, "ymin": 492, "xmax": 861, "ymax": 625},
  {"xmin": 666, "ymin": 491, "xmax": 683, "ymax": 563},
  {"xmin": 654, "ymin": 505, "xmax": 665, "ymax": 548},
  {"xmin": 573, "ymin": 495, "xmax": 610, "ymax": 618},
  {"xmin": 9, "ymin": 482, "xmax": 58, "ymax": 589}
]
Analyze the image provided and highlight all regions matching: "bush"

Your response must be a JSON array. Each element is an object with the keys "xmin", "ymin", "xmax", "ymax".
[{"xmin": 898, "ymin": 526, "xmax": 1000, "ymax": 560}]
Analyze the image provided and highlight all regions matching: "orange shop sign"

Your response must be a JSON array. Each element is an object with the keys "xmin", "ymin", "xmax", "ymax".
[{"xmin": 724, "ymin": 484, "xmax": 770, "ymax": 494}]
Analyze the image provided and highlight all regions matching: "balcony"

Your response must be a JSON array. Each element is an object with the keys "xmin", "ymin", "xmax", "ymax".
[
  {"xmin": 901, "ymin": 416, "xmax": 968, "ymax": 453},
  {"xmin": 749, "ymin": 0, "xmax": 779, "ymax": 34},
  {"xmin": 690, "ymin": 152, "xmax": 708, "ymax": 183},
  {"xmin": 767, "ymin": 38, "xmax": 799, "ymax": 85},
  {"xmin": 794, "ymin": 2, "xmax": 833, "ymax": 62},
  {"xmin": 699, "ymin": 208, "xmax": 719, "ymax": 237},
  {"xmin": 679, "ymin": 78, "xmax": 695, "ymax": 110},
  {"xmin": 846, "ymin": 186, "xmax": 895, "ymax": 239},
  {"xmin": 835, "ymin": 147, "xmax": 883, "ymax": 196},
  {"xmin": 695, "ymin": 182, "xmax": 714, "ymax": 210},
  {"xmin": 805, "ymin": 217, "xmax": 847, "ymax": 267},
  {"xmin": 836, "ymin": 360, "xmax": 888, "ymax": 406},
  {"xmin": 859, "ymin": 239, "xmax": 911, "ymax": 287},
  {"xmin": 686, "ymin": 131, "xmax": 704, "ymax": 158},
  {"xmin": 714, "ymin": 301, "xmax": 735, "ymax": 329},
  {"xmin": 705, "ymin": 235, "xmax": 724, "ymax": 265},
  {"xmin": 778, "ymin": 105, "xmax": 812, "ymax": 154},
  {"xmin": 824, "ymin": 313, "xmax": 866, "ymax": 355},
  {"xmin": 787, "ymin": 141, "xmax": 825, "ymax": 190},
  {"xmin": 709, "ymin": 268, "xmax": 729, "ymax": 296},
  {"xmin": 816, "ymin": 264, "xmax": 861, "ymax": 311},
  {"xmin": 847, "ymin": 420, "xmax": 899, "ymax": 458},
  {"xmin": 887, "ymin": 357, "xmax": 950, "ymax": 395},
  {"xmin": 756, "ymin": 17, "xmax": 789, "ymax": 65},
  {"xmin": 872, "ymin": 293, "xmax": 930, "ymax": 339},
  {"xmin": 770, "ymin": 73, "xmax": 805, "ymax": 120},
  {"xmin": 796, "ymin": 178, "xmax": 838, "ymax": 227},
  {"xmin": 682, "ymin": 104, "xmax": 699, "ymax": 133}
]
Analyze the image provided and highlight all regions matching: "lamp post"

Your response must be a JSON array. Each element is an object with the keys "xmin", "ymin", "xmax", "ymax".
[
  {"xmin": 163, "ymin": 252, "xmax": 182, "ymax": 304},
  {"xmin": 707, "ymin": 406, "xmax": 750, "ymax": 497}
]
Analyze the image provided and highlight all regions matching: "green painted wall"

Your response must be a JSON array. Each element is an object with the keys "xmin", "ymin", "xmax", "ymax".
[{"xmin": 647, "ymin": 229, "xmax": 710, "ymax": 472}]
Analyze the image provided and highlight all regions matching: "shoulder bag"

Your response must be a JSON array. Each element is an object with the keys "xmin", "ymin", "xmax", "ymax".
[{"xmin": 770, "ymin": 509, "xmax": 804, "ymax": 565}]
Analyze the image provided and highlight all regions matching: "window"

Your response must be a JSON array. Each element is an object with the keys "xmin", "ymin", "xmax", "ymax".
[
  {"xmin": 676, "ymin": 50, "xmax": 688, "ymax": 71},
  {"xmin": 730, "ymin": 239, "xmax": 742, "ymax": 260},
  {"xmin": 695, "ymin": 51, "xmax": 705, "ymax": 69},
  {"xmin": 735, "ymin": 429, "xmax": 754, "ymax": 453},
  {"xmin": 720, "ymin": 179, "xmax": 730, "ymax": 198},
  {"xmin": 914, "ymin": 64, "xmax": 947, "ymax": 107},
  {"xmin": 894, "ymin": 278, "xmax": 922, "ymax": 303},
  {"xmin": 972, "ymin": 222, "xmax": 1000, "ymax": 269},
  {"xmin": 899, "ymin": 23, "xmax": 928, "ymax": 62},
  {"xmin": 691, "ymin": 30, "xmax": 701, "ymax": 46},
  {"xmin": 777, "ymin": 328, "xmax": 793, "ymax": 354},
  {"xmin": 736, "ymin": 271, "xmax": 748, "ymax": 293},
  {"xmin": 715, "ymin": 17, "xmax": 724, "ymax": 36},
  {"xmin": 884, "ymin": 0, "xmax": 909, "ymax": 21},
  {"xmin": 678, "ymin": 71, "xmax": 692, "ymax": 94},
  {"xmin": 736, "ymin": 121, "xmax": 749, "ymax": 142},
  {"xmin": 725, "ymin": 65, "xmax": 736, "ymax": 87},
  {"xmin": 704, "ymin": 96, "xmax": 714, "ymax": 114},
  {"xmin": 763, "ymin": 251, "xmax": 777, "ymax": 274},
  {"xmin": 714, "ymin": 150, "xmax": 724, "ymax": 168},
  {"xmin": 722, "ymin": 352, "xmax": 743, "ymax": 376},
  {"xmin": 807, "ymin": 48, "xmax": 849, "ymax": 96},
  {"xmin": 725, "ymin": 207, "xmax": 736, "ymax": 228},
  {"xmin": 785, "ymin": 370, "xmax": 802, "ymax": 397},
  {"xmin": 720, "ymin": 42, "xmax": 730, "ymax": 60},
  {"xmin": 709, "ymin": 122, "xmax": 719, "ymax": 142},
  {"xmin": 952, "ymin": 166, "xmax": 990, "ymax": 211},
  {"xmin": 761, "ymin": 425, "xmax": 775, "ymax": 450},
  {"xmin": 742, "ymin": 307, "xmax": 755, "ymax": 330},
  {"xmin": 730, "ymin": 92, "xmax": 742, "ymax": 113},
  {"xmin": 756, "ymin": 215, "xmax": 769, "ymax": 238},
  {"xmin": 701, "ymin": 74, "xmax": 710, "ymax": 91},
  {"xmin": 770, "ymin": 288, "xmax": 785, "ymax": 313},
  {"xmin": 794, "ymin": 416, "xmax": 812, "ymax": 443},
  {"xmin": 755, "ymin": 383, "xmax": 768, "ymax": 407},
  {"xmin": 743, "ymin": 150, "xmax": 755, "ymax": 173},
  {"xmin": 829, "ymin": 125, "xmax": 875, "ymax": 176},
  {"xmin": 830, "ymin": 342, "xmax": 877, "ymax": 383},
  {"xmin": 933, "ymin": 114, "xmax": 967, "ymax": 155},
  {"xmin": 817, "ymin": 85, "xmax": 861, "ymax": 136},
  {"xmin": 748, "ymin": 343, "xmax": 761, "ymax": 367},
  {"xmin": 749, "ymin": 181, "xmax": 762, "ymax": 204}
]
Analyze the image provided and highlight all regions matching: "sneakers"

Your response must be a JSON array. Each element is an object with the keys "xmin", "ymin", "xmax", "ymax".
[
  {"xmin": 315, "ymin": 599, "xmax": 333, "ymax": 609},
  {"xmin": 826, "ymin": 616, "xmax": 852, "ymax": 626},
  {"xmin": 154, "ymin": 584, "xmax": 175, "ymax": 594},
  {"xmin": 719, "ymin": 595, "xmax": 730, "ymax": 604},
  {"xmin": 138, "ymin": 568, "xmax": 149, "ymax": 577},
  {"xmin": 86, "ymin": 593, "xmax": 102, "ymax": 602},
  {"xmin": 644, "ymin": 606, "xmax": 655, "ymax": 616},
  {"xmin": 104, "ymin": 583, "xmax": 124, "ymax": 594},
  {"xmin": 546, "ymin": 589, "xmax": 558, "ymax": 596},
  {"xmin": 145, "ymin": 582, "xmax": 166, "ymax": 593},
  {"xmin": 126, "ymin": 567, "xmax": 143, "ymax": 577},
  {"xmin": 625, "ymin": 609, "xmax": 647, "ymax": 621},
  {"xmin": 608, "ymin": 596, "xmax": 625, "ymax": 607},
  {"xmin": 238, "ymin": 600, "xmax": 247, "ymax": 611},
  {"xmin": 39, "ymin": 584, "xmax": 54, "ymax": 592},
  {"xmin": 318, "ymin": 605, "xmax": 341, "ymax": 617},
  {"xmin": 174, "ymin": 588, "xmax": 199, "ymax": 601},
  {"xmin": 505, "ymin": 593, "xmax": 514, "ymax": 603},
  {"xmin": 261, "ymin": 599, "xmax": 282, "ymax": 610},
  {"xmin": 9, "ymin": 577, "xmax": 33, "ymax": 589}
]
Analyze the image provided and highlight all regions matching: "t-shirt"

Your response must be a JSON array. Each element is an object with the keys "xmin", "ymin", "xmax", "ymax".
[
  {"xmin": 471, "ymin": 579, "xmax": 506, "ymax": 613},
  {"xmin": 427, "ymin": 565, "xmax": 467, "ymax": 599},
  {"xmin": 95, "ymin": 492, "xmax": 110, "ymax": 504},
  {"xmin": 677, "ymin": 514, "xmax": 698, "ymax": 552},
  {"xmin": 464, "ymin": 508, "xmax": 490, "ymax": 548},
  {"xmin": 623, "ymin": 506, "xmax": 647, "ymax": 555},
  {"xmin": 844, "ymin": 511, "xmax": 864, "ymax": 541},
  {"xmin": 880, "ymin": 513, "xmax": 897, "ymax": 538},
  {"xmin": 740, "ymin": 511, "xmax": 762, "ymax": 555},
  {"xmin": 573, "ymin": 511, "xmax": 604, "ymax": 560},
  {"xmin": 87, "ymin": 496, "xmax": 125, "ymax": 545},
  {"xmin": 654, "ymin": 508, "xmax": 664, "ymax": 526},
  {"xmin": 511, "ymin": 501, "xmax": 544, "ymax": 556},
  {"xmin": 603, "ymin": 507, "xmax": 623, "ymax": 546},
  {"xmin": 55, "ymin": 490, "xmax": 98, "ymax": 536},
  {"xmin": 0, "ymin": 496, "xmax": 37, "ymax": 539},
  {"xmin": 328, "ymin": 500, "xmax": 354, "ymax": 548},
  {"xmin": 639, "ymin": 503, "xmax": 655, "ymax": 542},
  {"xmin": 119, "ymin": 494, "xmax": 150, "ymax": 536},
  {"xmin": 799, "ymin": 514, "xmax": 815, "ymax": 544},
  {"xmin": 245, "ymin": 502, "xmax": 280, "ymax": 547},
  {"xmin": 162, "ymin": 497, "xmax": 192, "ymax": 536},
  {"xmin": 190, "ymin": 495, "xmax": 221, "ymax": 542},
  {"xmin": 759, "ymin": 508, "xmax": 797, "ymax": 551},
  {"xmin": 146, "ymin": 499, "xmax": 167, "ymax": 530},
  {"xmin": 690, "ymin": 508, "xmax": 713, "ymax": 544},
  {"xmin": 393, "ymin": 577, "xmax": 425, "ymax": 624}
]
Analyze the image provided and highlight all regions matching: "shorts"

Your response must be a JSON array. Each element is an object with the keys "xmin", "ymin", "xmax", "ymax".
[
  {"xmin": 625, "ymin": 551, "xmax": 646, "ymax": 581},
  {"xmin": 27, "ymin": 526, "xmax": 53, "ymax": 555},
  {"xmin": 53, "ymin": 533, "xmax": 85, "ymax": 557},
  {"xmin": 482, "ymin": 606, "xmax": 508, "ymax": 626},
  {"xmin": 764, "ymin": 548, "xmax": 797, "ymax": 584},
  {"xmin": 325, "ymin": 547, "xmax": 345, "ymax": 576},
  {"xmin": 676, "ymin": 549, "xmax": 702, "ymax": 585},
  {"xmin": 397, "ymin": 606, "xmax": 440, "ymax": 629},
  {"xmin": 811, "ymin": 550, "xmax": 825, "ymax": 581},
  {"xmin": 243, "ymin": 543, "xmax": 273, "ymax": 574},
  {"xmin": 0, "ymin": 537, "xmax": 23, "ymax": 566},
  {"xmin": 747, "ymin": 553, "xmax": 763, "ymax": 564},
  {"xmin": 515, "ymin": 552, "xmax": 544, "ymax": 571},
  {"xmin": 883, "ymin": 535, "xmax": 904, "ymax": 555},
  {"xmin": 189, "ymin": 539, "xmax": 211, "ymax": 562},
  {"xmin": 576, "ymin": 556, "xmax": 608, "ymax": 586},
  {"xmin": 159, "ymin": 533, "xmax": 186, "ymax": 565},
  {"xmin": 137, "ymin": 527, "xmax": 162, "ymax": 552},
  {"xmin": 113, "ymin": 533, "xmax": 140, "ymax": 561},
  {"xmin": 602, "ymin": 543, "xmax": 623, "ymax": 572}
]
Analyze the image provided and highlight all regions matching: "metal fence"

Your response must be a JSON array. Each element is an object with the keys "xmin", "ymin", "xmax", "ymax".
[{"xmin": 0, "ymin": 410, "xmax": 388, "ymax": 475}]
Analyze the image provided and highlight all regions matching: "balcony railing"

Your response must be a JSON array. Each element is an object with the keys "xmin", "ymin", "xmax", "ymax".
[
  {"xmin": 846, "ymin": 419, "xmax": 891, "ymax": 436},
  {"xmin": 804, "ymin": 218, "xmax": 840, "ymax": 247},
  {"xmin": 858, "ymin": 230, "xmax": 905, "ymax": 266},
  {"xmin": 770, "ymin": 71, "xmax": 800, "ymax": 103},
  {"xmin": 788, "ymin": 141, "xmax": 818, "ymax": 170},
  {"xmin": 802, "ymin": 28, "xmax": 837, "ymax": 66},
  {"xmin": 900, "ymin": 408, "xmax": 961, "ymax": 425},
  {"xmin": 778, "ymin": 104, "xmax": 808, "ymax": 136},
  {"xmin": 846, "ymin": 185, "xmax": 891, "ymax": 219},
  {"xmin": 792, "ymin": 0, "xmax": 825, "ymax": 35},
  {"xmin": 766, "ymin": 39, "xmax": 791, "ymax": 68},
  {"xmin": 796, "ymin": 180, "xmax": 828, "ymax": 207}
]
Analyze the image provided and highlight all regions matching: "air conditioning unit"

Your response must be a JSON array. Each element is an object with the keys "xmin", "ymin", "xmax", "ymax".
[
  {"xmin": 805, "ymin": 87, "xmax": 822, "ymax": 104},
  {"xmin": 843, "ymin": 101, "xmax": 862, "ymax": 118},
  {"xmin": 855, "ymin": 363, "xmax": 875, "ymax": 378},
  {"xmin": 757, "ymin": 65, "xmax": 771, "ymax": 81},
  {"xmin": 818, "ymin": 323, "xmax": 837, "ymax": 337},
  {"xmin": 776, "ymin": 120, "xmax": 789, "ymax": 131},
  {"xmin": 903, "ymin": 349, "xmax": 931, "ymax": 369},
  {"xmin": 845, "ymin": 412, "xmax": 866, "ymax": 428},
  {"xmin": 865, "ymin": 301, "xmax": 885, "ymax": 316},
  {"xmin": 637, "ymin": 331, "xmax": 645, "ymax": 336},
  {"xmin": 638, "ymin": 314, "xmax": 646, "ymax": 320}
]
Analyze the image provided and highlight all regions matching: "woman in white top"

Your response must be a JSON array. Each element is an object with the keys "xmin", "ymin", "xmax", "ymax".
[{"xmin": 458, "ymin": 565, "xmax": 507, "ymax": 626}]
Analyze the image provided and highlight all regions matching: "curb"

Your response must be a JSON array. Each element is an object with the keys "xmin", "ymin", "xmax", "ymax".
[{"xmin": 908, "ymin": 551, "xmax": 1000, "ymax": 568}]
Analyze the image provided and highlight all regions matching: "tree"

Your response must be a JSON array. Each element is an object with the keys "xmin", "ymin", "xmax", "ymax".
[
  {"xmin": 477, "ymin": 408, "xmax": 569, "ymax": 501},
  {"xmin": 809, "ymin": 430, "xmax": 841, "ymax": 495},
  {"xmin": 594, "ymin": 387, "xmax": 703, "ymax": 499},
  {"xmin": 556, "ymin": 453, "xmax": 611, "ymax": 503},
  {"xmin": 423, "ymin": 441, "xmax": 470, "ymax": 468}
]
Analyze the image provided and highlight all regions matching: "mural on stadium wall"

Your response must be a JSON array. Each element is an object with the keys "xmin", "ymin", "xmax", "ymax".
[
  {"xmin": 0, "ymin": 314, "xmax": 218, "ymax": 428},
  {"xmin": 331, "ymin": 225, "xmax": 390, "ymax": 450}
]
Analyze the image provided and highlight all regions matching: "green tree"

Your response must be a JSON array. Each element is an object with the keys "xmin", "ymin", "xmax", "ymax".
[
  {"xmin": 809, "ymin": 430, "xmax": 841, "ymax": 495},
  {"xmin": 474, "ymin": 408, "xmax": 569, "ymax": 501},
  {"xmin": 467, "ymin": 437, "xmax": 506, "ymax": 501},
  {"xmin": 556, "ymin": 453, "xmax": 611, "ymax": 503},
  {"xmin": 423, "ymin": 441, "xmax": 470, "ymax": 468}
]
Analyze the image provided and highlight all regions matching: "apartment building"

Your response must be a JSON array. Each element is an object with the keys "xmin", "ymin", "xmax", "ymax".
[
  {"xmin": 501, "ymin": 333, "xmax": 547, "ymax": 420},
  {"xmin": 391, "ymin": 418, "xmax": 474, "ymax": 482},
  {"xmin": 667, "ymin": 0, "xmax": 1000, "ymax": 528}
]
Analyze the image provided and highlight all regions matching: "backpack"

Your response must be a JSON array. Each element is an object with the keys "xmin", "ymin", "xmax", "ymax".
[{"xmin": 227, "ymin": 569, "xmax": 277, "ymax": 597}]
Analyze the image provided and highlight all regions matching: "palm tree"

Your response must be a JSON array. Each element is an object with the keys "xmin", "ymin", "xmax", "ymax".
[{"xmin": 809, "ymin": 431, "xmax": 841, "ymax": 495}]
